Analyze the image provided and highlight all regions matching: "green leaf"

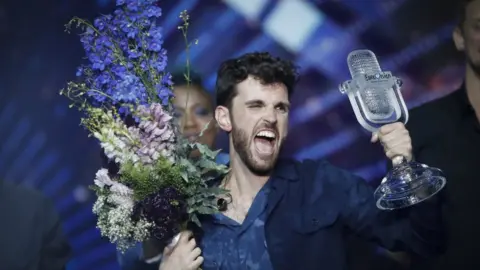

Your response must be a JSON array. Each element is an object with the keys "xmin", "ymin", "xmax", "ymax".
[
  {"xmin": 205, "ymin": 186, "xmax": 229, "ymax": 196},
  {"xmin": 191, "ymin": 214, "xmax": 201, "ymax": 228},
  {"xmin": 180, "ymin": 171, "xmax": 189, "ymax": 183},
  {"xmin": 197, "ymin": 206, "xmax": 218, "ymax": 215},
  {"xmin": 196, "ymin": 158, "xmax": 219, "ymax": 170},
  {"xmin": 198, "ymin": 121, "xmax": 210, "ymax": 137},
  {"xmin": 179, "ymin": 158, "xmax": 198, "ymax": 174},
  {"xmin": 195, "ymin": 143, "xmax": 217, "ymax": 159}
]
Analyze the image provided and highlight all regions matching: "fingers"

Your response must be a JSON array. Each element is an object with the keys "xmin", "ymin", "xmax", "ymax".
[
  {"xmin": 379, "ymin": 128, "xmax": 410, "ymax": 146},
  {"xmin": 381, "ymin": 131, "xmax": 412, "ymax": 160},
  {"xmin": 163, "ymin": 231, "xmax": 193, "ymax": 256},
  {"xmin": 375, "ymin": 122, "xmax": 413, "ymax": 161},
  {"xmin": 189, "ymin": 255, "xmax": 204, "ymax": 269},
  {"xmin": 179, "ymin": 231, "xmax": 193, "ymax": 243},
  {"xmin": 187, "ymin": 237, "xmax": 197, "ymax": 251},
  {"xmin": 378, "ymin": 122, "xmax": 404, "ymax": 135},
  {"xmin": 372, "ymin": 123, "xmax": 404, "ymax": 144},
  {"xmin": 189, "ymin": 247, "xmax": 201, "ymax": 261},
  {"xmin": 163, "ymin": 245, "xmax": 174, "ymax": 256},
  {"xmin": 160, "ymin": 231, "xmax": 203, "ymax": 270}
]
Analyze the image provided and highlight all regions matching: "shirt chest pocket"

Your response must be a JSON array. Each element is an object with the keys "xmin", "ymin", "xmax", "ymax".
[{"xmin": 290, "ymin": 205, "xmax": 339, "ymax": 234}]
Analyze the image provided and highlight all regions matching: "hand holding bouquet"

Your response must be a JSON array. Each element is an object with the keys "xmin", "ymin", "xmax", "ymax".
[{"xmin": 61, "ymin": 0, "xmax": 228, "ymax": 252}]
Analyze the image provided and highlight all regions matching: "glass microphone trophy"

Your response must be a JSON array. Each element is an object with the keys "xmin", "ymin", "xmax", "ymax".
[{"xmin": 338, "ymin": 49, "xmax": 446, "ymax": 210}]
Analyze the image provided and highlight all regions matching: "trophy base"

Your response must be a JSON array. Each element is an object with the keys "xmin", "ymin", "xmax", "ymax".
[{"xmin": 374, "ymin": 161, "xmax": 446, "ymax": 210}]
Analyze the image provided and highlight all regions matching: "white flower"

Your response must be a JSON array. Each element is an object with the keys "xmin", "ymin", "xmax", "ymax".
[
  {"xmin": 109, "ymin": 182, "xmax": 134, "ymax": 208},
  {"xmin": 110, "ymin": 181, "xmax": 133, "ymax": 196},
  {"xmin": 93, "ymin": 196, "xmax": 152, "ymax": 252},
  {"xmin": 108, "ymin": 193, "xmax": 134, "ymax": 209},
  {"xmin": 94, "ymin": 168, "xmax": 135, "ymax": 207},
  {"xmin": 94, "ymin": 168, "xmax": 115, "ymax": 188}
]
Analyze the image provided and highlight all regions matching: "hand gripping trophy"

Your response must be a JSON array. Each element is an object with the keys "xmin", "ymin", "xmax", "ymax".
[{"xmin": 339, "ymin": 49, "xmax": 446, "ymax": 210}]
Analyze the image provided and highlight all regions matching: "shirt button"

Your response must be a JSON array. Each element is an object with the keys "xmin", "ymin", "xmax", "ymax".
[{"xmin": 312, "ymin": 218, "xmax": 320, "ymax": 225}]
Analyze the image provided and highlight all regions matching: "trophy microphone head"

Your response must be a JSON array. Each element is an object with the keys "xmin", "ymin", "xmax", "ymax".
[
  {"xmin": 347, "ymin": 50, "xmax": 393, "ymax": 117},
  {"xmin": 347, "ymin": 50, "xmax": 382, "ymax": 79}
]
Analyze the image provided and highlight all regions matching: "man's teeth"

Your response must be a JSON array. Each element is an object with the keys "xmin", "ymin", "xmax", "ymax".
[{"xmin": 256, "ymin": 130, "xmax": 276, "ymax": 139}]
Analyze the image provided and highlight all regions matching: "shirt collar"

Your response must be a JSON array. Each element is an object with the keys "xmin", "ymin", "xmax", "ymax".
[
  {"xmin": 271, "ymin": 158, "xmax": 299, "ymax": 181},
  {"xmin": 220, "ymin": 158, "xmax": 299, "ymax": 183}
]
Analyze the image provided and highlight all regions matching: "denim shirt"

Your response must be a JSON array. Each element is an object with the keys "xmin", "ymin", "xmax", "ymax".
[
  {"xmin": 118, "ymin": 157, "xmax": 445, "ymax": 270},
  {"xmin": 118, "ymin": 152, "xmax": 271, "ymax": 270},
  {"xmin": 199, "ymin": 181, "xmax": 273, "ymax": 270}
]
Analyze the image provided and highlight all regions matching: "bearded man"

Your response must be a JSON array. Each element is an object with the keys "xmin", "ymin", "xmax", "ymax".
[{"xmin": 156, "ymin": 52, "xmax": 445, "ymax": 270}]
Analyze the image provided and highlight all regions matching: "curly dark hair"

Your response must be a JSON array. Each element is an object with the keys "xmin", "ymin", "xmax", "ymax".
[{"xmin": 215, "ymin": 52, "xmax": 299, "ymax": 108}]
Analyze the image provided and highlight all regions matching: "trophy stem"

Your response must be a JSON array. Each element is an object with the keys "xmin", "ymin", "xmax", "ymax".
[{"xmin": 391, "ymin": 155, "xmax": 408, "ymax": 168}]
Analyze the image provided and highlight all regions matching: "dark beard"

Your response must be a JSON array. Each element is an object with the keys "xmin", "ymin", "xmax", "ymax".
[{"xmin": 231, "ymin": 120, "xmax": 277, "ymax": 176}]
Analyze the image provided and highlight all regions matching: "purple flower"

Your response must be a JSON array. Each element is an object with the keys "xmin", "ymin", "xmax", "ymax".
[
  {"xmin": 122, "ymin": 23, "xmax": 138, "ymax": 38},
  {"xmin": 156, "ymin": 86, "xmax": 172, "ymax": 106},
  {"xmin": 148, "ymin": 40, "xmax": 162, "ymax": 52},
  {"xmin": 145, "ymin": 6, "xmax": 161, "ymax": 17},
  {"xmin": 156, "ymin": 74, "xmax": 174, "ymax": 105},
  {"xmin": 72, "ymin": 0, "xmax": 168, "ymax": 107},
  {"xmin": 95, "ymin": 73, "xmax": 110, "ymax": 85},
  {"xmin": 126, "ymin": 1, "xmax": 139, "ymax": 12},
  {"xmin": 96, "ymin": 35, "xmax": 113, "ymax": 48},
  {"xmin": 150, "ymin": 49, "xmax": 168, "ymax": 72},
  {"xmin": 148, "ymin": 27, "xmax": 163, "ymax": 40},
  {"xmin": 89, "ymin": 54, "xmax": 106, "ymax": 71},
  {"xmin": 94, "ymin": 18, "xmax": 106, "ymax": 30},
  {"xmin": 134, "ymin": 187, "xmax": 187, "ymax": 245},
  {"xmin": 128, "ymin": 49, "xmax": 142, "ymax": 59},
  {"xmin": 111, "ymin": 65, "xmax": 127, "ymax": 78},
  {"xmin": 113, "ymin": 74, "xmax": 147, "ymax": 103},
  {"xmin": 139, "ymin": 61, "xmax": 148, "ymax": 71}
]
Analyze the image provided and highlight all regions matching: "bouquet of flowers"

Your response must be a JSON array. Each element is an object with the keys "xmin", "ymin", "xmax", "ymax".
[{"xmin": 60, "ymin": 0, "xmax": 228, "ymax": 252}]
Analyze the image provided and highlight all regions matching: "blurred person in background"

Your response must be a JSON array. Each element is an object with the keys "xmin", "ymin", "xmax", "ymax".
[
  {"xmin": 116, "ymin": 71, "xmax": 228, "ymax": 270},
  {"xmin": 0, "ymin": 180, "xmax": 71, "ymax": 269},
  {"xmin": 386, "ymin": 0, "xmax": 480, "ymax": 269}
]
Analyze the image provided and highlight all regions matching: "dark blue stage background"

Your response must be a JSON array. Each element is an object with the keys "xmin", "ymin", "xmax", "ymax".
[{"xmin": 0, "ymin": 0, "xmax": 463, "ymax": 269}]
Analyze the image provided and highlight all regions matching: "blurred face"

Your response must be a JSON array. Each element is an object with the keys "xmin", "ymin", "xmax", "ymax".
[
  {"xmin": 173, "ymin": 85, "xmax": 217, "ymax": 150},
  {"xmin": 454, "ymin": 0, "xmax": 480, "ymax": 74},
  {"xmin": 216, "ymin": 76, "xmax": 290, "ymax": 175}
]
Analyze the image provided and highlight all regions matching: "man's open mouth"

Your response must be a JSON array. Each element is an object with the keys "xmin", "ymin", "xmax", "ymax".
[{"xmin": 253, "ymin": 129, "xmax": 277, "ymax": 156}]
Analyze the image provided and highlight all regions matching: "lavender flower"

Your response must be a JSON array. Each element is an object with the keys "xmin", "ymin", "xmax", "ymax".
[
  {"xmin": 133, "ymin": 103, "xmax": 176, "ymax": 164},
  {"xmin": 93, "ymin": 103, "xmax": 175, "ymax": 167}
]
